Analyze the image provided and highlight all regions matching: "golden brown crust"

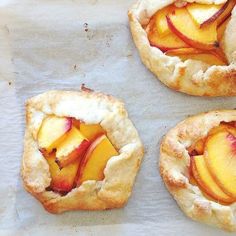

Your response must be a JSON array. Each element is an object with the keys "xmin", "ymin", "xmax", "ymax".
[
  {"xmin": 21, "ymin": 86, "xmax": 144, "ymax": 213},
  {"xmin": 128, "ymin": 0, "xmax": 236, "ymax": 96},
  {"xmin": 159, "ymin": 110, "xmax": 236, "ymax": 231}
]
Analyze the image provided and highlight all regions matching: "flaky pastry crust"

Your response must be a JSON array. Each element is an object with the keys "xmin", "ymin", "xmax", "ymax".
[
  {"xmin": 21, "ymin": 87, "xmax": 144, "ymax": 214},
  {"xmin": 159, "ymin": 110, "xmax": 236, "ymax": 231},
  {"xmin": 128, "ymin": 0, "xmax": 236, "ymax": 96}
]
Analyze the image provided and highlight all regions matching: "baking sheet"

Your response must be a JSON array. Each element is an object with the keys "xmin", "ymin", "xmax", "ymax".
[{"xmin": 0, "ymin": 0, "xmax": 236, "ymax": 235}]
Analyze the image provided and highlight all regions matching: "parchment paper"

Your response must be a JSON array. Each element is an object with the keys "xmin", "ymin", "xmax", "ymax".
[{"xmin": 0, "ymin": 0, "xmax": 236, "ymax": 235}]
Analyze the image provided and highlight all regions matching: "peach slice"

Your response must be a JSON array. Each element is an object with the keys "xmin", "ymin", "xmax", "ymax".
[
  {"xmin": 205, "ymin": 131, "xmax": 236, "ymax": 198},
  {"xmin": 43, "ymin": 151, "xmax": 80, "ymax": 193},
  {"xmin": 186, "ymin": 2, "xmax": 225, "ymax": 27},
  {"xmin": 149, "ymin": 4, "xmax": 174, "ymax": 37},
  {"xmin": 38, "ymin": 116, "xmax": 72, "ymax": 152},
  {"xmin": 76, "ymin": 134, "xmax": 118, "ymax": 185},
  {"xmin": 147, "ymin": 28, "xmax": 189, "ymax": 52},
  {"xmin": 166, "ymin": 48, "xmax": 226, "ymax": 65},
  {"xmin": 167, "ymin": 7, "xmax": 219, "ymax": 50},
  {"xmin": 217, "ymin": 16, "xmax": 231, "ymax": 41},
  {"xmin": 56, "ymin": 126, "xmax": 90, "ymax": 168},
  {"xmin": 79, "ymin": 123, "xmax": 105, "ymax": 141},
  {"xmin": 217, "ymin": 0, "xmax": 236, "ymax": 26},
  {"xmin": 188, "ymin": 123, "xmax": 236, "ymax": 155},
  {"xmin": 166, "ymin": 47, "xmax": 204, "ymax": 55},
  {"xmin": 192, "ymin": 155, "xmax": 233, "ymax": 203}
]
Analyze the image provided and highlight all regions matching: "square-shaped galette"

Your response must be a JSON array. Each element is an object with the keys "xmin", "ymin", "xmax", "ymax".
[{"xmin": 22, "ymin": 86, "xmax": 144, "ymax": 213}]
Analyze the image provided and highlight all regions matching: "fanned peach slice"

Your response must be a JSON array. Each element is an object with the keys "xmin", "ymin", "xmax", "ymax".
[
  {"xmin": 56, "ymin": 126, "xmax": 90, "ymax": 168},
  {"xmin": 186, "ymin": 2, "xmax": 225, "ymax": 27},
  {"xmin": 80, "ymin": 123, "xmax": 105, "ymax": 141},
  {"xmin": 192, "ymin": 155, "xmax": 234, "ymax": 203},
  {"xmin": 44, "ymin": 151, "xmax": 80, "ymax": 193},
  {"xmin": 188, "ymin": 123, "xmax": 236, "ymax": 155},
  {"xmin": 149, "ymin": 4, "xmax": 174, "ymax": 37},
  {"xmin": 217, "ymin": 16, "xmax": 231, "ymax": 41},
  {"xmin": 167, "ymin": 7, "xmax": 218, "ymax": 50},
  {"xmin": 147, "ymin": 28, "xmax": 189, "ymax": 52},
  {"xmin": 166, "ymin": 48, "xmax": 226, "ymax": 65},
  {"xmin": 217, "ymin": 0, "xmax": 236, "ymax": 26},
  {"xmin": 38, "ymin": 116, "xmax": 72, "ymax": 152},
  {"xmin": 76, "ymin": 134, "xmax": 118, "ymax": 185},
  {"xmin": 205, "ymin": 131, "xmax": 236, "ymax": 198}
]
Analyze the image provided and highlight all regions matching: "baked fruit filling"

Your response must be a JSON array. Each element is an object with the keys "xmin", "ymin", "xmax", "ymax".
[
  {"xmin": 188, "ymin": 122, "xmax": 236, "ymax": 204},
  {"xmin": 38, "ymin": 116, "xmax": 118, "ymax": 194},
  {"xmin": 146, "ymin": 0, "xmax": 236, "ymax": 65}
]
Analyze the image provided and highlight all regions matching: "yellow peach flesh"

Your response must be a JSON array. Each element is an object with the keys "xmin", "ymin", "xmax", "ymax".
[
  {"xmin": 38, "ymin": 116, "xmax": 72, "ymax": 152},
  {"xmin": 56, "ymin": 126, "xmax": 90, "ymax": 168},
  {"xmin": 151, "ymin": 5, "xmax": 174, "ymax": 37},
  {"xmin": 79, "ymin": 123, "xmax": 105, "ymax": 141},
  {"xmin": 167, "ymin": 7, "xmax": 218, "ymax": 50},
  {"xmin": 186, "ymin": 3, "xmax": 224, "ymax": 26},
  {"xmin": 77, "ymin": 134, "xmax": 118, "ymax": 185},
  {"xmin": 192, "ymin": 155, "xmax": 233, "ymax": 203},
  {"xmin": 45, "ymin": 152, "xmax": 80, "ymax": 192},
  {"xmin": 205, "ymin": 131, "xmax": 236, "ymax": 198},
  {"xmin": 166, "ymin": 48, "xmax": 226, "ymax": 65}
]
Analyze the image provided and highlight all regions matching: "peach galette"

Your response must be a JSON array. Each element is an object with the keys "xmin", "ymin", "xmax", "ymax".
[
  {"xmin": 21, "ymin": 87, "xmax": 144, "ymax": 213},
  {"xmin": 128, "ymin": 0, "xmax": 236, "ymax": 96},
  {"xmin": 160, "ymin": 110, "xmax": 236, "ymax": 231}
]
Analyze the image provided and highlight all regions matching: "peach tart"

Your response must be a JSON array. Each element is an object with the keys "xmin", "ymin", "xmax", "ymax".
[
  {"xmin": 128, "ymin": 0, "xmax": 236, "ymax": 96},
  {"xmin": 160, "ymin": 110, "xmax": 236, "ymax": 231},
  {"xmin": 21, "ymin": 86, "xmax": 144, "ymax": 213}
]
